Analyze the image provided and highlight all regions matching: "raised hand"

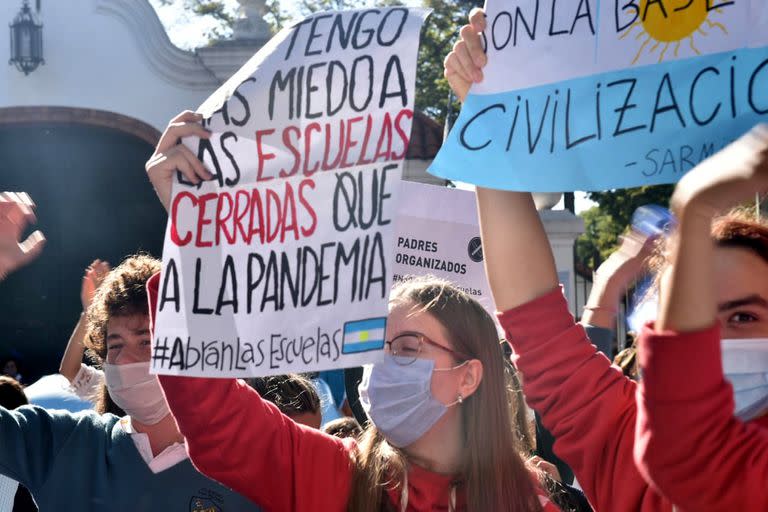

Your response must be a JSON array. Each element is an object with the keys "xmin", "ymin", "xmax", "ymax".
[
  {"xmin": 672, "ymin": 125, "xmax": 768, "ymax": 219},
  {"xmin": 145, "ymin": 111, "xmax": 213, "ymax": 212},
  {"xmin": 443, "ymin": 8, "xmax": 487, "ymax": 102},
  {"xmin": 0, "ymin": 192, "xmax": 45, "ymax": 281},
  {"xmin": 583, "ymin": 231, "xmax": 657, "ymax": 329},
  {"xmin": 595, "ymin": 231, "xmax": 656, "ymax": 288},
  {"xmin": 657, "ymin": 125, "xmax": 768, "ymax": 332},
  {"xmin": 80, "ymin": 259, "xmax": 111, "ymax": 311}
]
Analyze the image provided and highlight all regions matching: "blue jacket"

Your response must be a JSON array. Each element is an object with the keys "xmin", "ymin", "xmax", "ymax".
[{"xmin": 0, "ymin": 405, "xmax": 261, "ymax": 511}]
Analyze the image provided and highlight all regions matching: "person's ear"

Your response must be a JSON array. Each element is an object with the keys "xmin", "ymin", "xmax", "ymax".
[{"xmin": 458, "ymin": 359, "xmax": 483, "ymax": 400}]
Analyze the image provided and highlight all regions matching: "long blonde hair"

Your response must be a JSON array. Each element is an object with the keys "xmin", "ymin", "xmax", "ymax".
[{"xmin": 347, "ymin": 276, "xmax": 544, "ymax": 511}]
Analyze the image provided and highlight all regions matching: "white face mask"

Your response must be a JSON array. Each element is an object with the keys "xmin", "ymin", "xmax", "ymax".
[
  {"xmin": 721, "ymin": 338, "xmax": 768, "ymax": 421},
  {"xmin": 103, "ymin": 361, "xmax": 170, "ymax": 425}
]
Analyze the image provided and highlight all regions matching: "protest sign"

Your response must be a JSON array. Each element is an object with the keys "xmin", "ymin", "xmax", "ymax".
[
  {"xmin": 392, "ymin": 183, "xmax": 577, "ymax": 329},
  {"xmin": 152, "ymin": 7, "xmax": 428, "ymax": 377},
  {"xmin": 393, "ymin": 182, "xmax": 495, "ymax": 318},
  {"xmin": 430, "ymin": 0, "xmax": 768, "ymax": 192}
]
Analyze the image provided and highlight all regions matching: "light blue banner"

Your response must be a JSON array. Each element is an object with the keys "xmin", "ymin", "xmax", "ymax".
[{"xmin": 430, "ymin": 47, "xmax": 768, "ymax": 192}]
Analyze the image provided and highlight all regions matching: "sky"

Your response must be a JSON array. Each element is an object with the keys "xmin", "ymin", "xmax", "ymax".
[{"xmin": 147, "ymin": 0, "xmax": 595, "ymax": 213}]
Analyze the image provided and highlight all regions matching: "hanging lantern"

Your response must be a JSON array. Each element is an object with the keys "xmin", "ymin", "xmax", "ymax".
[{"xmin": 9, "ymin": 0, "xmax": 44, "ymax": 76}]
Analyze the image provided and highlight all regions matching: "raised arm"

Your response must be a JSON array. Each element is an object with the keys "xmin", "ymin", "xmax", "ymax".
[
  {"xmin": 150, "ymin": 282, "xmax": 354, "ymax": 511},
  {"xmin": 60, "ymin": 260, "xmax": 110, "ymax": 385},
  {"xmin": 0, "ymin": 405, "xmax": 86, "ymax": 493},
  {"xmin": 635, "ymin": 126, "xmax": 768, "ymax": 511},
  {"xmin": 445, "ymin": 17, "xmax": 671, "ymax": 511},
  {"xmin": 476, "ymin": 189, "xmax": 559, "ymax": 309},
  {"xmin": 0, "ymin": 192, "xmax": 45, "ymax": 281},
  {"xmin": 582, "ymin": 231, "xmax": 655, "ymax": 357},
  {"xmin": 446, "ymin": 10, "xmax": 558, "ymax": 308}
]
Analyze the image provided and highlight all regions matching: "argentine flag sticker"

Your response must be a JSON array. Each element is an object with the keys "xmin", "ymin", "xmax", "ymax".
[{"xmin": 342, "ymin": 317, "xmax": 387, "ymax": 354}]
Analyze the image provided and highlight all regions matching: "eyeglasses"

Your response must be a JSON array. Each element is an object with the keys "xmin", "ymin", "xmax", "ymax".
[{"xmin": 385, "ymin": 332, "xmax": 469, "ymax": 366}]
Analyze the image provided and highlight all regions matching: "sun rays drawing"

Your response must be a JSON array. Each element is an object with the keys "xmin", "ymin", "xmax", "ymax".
[{"xmin": 620, "ymin": 1, "xmax": 729, "ymax": 65}]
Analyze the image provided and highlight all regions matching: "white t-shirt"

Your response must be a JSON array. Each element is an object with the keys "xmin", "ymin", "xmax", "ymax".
[{"xmin": 117, "ymin": 416, "xmax": 188, "ymax": 474}]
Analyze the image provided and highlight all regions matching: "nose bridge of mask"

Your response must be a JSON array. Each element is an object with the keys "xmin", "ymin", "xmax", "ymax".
[
  {"xmin": 365, "ymin": 356, "xmax": 434, "ymax": 392},
  {"xmin": 733, "ymin": 386, "xmax": 768, "ymax": 420},
  {"xmin": 721, "ymin": 339, "xmax": 768, "ymax": 374}
]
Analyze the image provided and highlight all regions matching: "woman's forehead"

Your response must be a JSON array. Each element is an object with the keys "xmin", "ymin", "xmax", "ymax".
[{"xmin": 387, "ymin": 303, "xmax": 450, "ymax": 339}]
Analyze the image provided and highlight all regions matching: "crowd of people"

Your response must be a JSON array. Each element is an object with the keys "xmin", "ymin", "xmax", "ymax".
[{"xmin": 1, "ymin": 7, "xmax": 768, "ymax": 511}]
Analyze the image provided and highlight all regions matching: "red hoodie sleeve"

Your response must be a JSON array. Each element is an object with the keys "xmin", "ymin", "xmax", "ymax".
[
  {"xmin": 635, "ymin": 323, "xmax": 768, "ymax": 511},
  {"xmin": 498, "ymin": 288, "xmax": 670, "ymax": 512},
  {"xmin": 147, "ymin": 273, "xmax": 355, "ymax": 512}
]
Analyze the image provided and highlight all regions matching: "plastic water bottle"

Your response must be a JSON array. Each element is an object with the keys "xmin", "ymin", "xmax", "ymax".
[{"xmin": 630, "ymin": 204, "xmax": 674, "ymax": 238}]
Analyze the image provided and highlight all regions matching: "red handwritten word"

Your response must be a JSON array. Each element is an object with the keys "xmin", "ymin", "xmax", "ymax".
[
  {"xmin": 255, "ymin": 108, "xmax": 412, "ymax": 182},
  {"xmin": 170, "ymin": 178, "xmax": 317, "ymax": 248}
]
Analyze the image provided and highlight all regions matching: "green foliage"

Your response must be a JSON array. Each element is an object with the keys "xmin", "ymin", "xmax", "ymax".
[
  {"xmin": 164, "ymin": 0, "xmax": 481, "ymax": 123},
  {"xmin": 415, "ymin": 0, "xmax": 481, "ymax": 123},
  {"xmin": 576, "ymin": 185, "xmax": 674, "ymax": 271}
]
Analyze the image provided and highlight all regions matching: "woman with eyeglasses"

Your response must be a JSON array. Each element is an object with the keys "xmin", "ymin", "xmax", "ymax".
[{"xmin": 145, "ymin": 112, "xmax": 560, "ymax": 512}]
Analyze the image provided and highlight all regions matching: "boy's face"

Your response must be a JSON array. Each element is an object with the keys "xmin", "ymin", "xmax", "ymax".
[{"xmin": 105, "ymin": 314, "xmax": 152, "ymax": 365}]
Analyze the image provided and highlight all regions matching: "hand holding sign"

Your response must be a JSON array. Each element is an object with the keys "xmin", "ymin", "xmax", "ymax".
[
  {"xmin": 146, "ymin": 111, "xmax": 213, "ymax": 212},
  {"xmin": 0, "ymin": 192, "xmax": 45, "ymax": 281},
  {"xmin": 444, "ymin": 8, "xmax": 486, "ymax": 103}
]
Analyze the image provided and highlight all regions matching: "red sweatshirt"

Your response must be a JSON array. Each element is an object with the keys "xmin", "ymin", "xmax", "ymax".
[
  {"xmin": 147, "ymin": 273, "xmax": 557, "ymax": 512},
  {"xmin": 500, "ymin": 288, "xmax": 768, "ymax": 512},
  {"xmin": 635, "ymin": 323, "xmax": 768, "ymax": 511},
  {"xmin": 499, "ymin": 288, "xmax": 671, "ymax": 512}
]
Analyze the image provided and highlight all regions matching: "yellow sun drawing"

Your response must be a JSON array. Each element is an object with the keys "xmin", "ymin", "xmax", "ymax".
[{"xmin": 620, "ymin": 1, "xmax": 729, "ymax": 65}]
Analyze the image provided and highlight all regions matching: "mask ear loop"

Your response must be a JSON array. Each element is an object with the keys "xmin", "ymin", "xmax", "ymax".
[{"xmin": 434, "ymin": 360, "xmax": 470, "ymax": 407}]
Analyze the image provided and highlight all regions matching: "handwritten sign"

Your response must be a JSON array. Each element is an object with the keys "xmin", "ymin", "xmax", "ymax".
[
  {"xmin": 430, "ymin": 0, "xmax": 768, "ymax": 191},
  {"xmin": 152, "ymin": 8, "xmax": 427, "ymax": 377}
]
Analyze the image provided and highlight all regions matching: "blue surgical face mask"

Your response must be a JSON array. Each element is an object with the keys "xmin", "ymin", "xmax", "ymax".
[
  {"xmin": 358, "ymin": 355, "xmax": 464, "ymax": 448},
  {"xmin": 722, "ymin": 338, "xmax": 768, "ymax": 421}
]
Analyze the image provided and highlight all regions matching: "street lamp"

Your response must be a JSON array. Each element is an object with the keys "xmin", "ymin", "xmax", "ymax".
[{"xmin": 9, "ymin": 0, "xmax": 44, "ymax": 76}]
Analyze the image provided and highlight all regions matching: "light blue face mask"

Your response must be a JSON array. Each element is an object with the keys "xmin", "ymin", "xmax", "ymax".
[
  {"xmin": 722, "ymin": 338, "xmax": 768, "ymax": 421},
  {"xmin": 358, "ymin": 355, "xmax": 464, "ymax": 448}
]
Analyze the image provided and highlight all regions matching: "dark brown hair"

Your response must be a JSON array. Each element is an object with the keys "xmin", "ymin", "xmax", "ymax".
[
  {"xmin": 0, "ymin": 376, "xmax": 27, "ymax": 409},
  {"xmin": 347, "ymin": 276, "xmax": 544, "ymax": 512},
  {"xmin": 323, "ymin": 417, "xmax": 363, "ymax": 439},
  {"xmin": 84, "ymin": 254, "xmax": 160, "ymax": 362},
  {"xmin": 649, "ymin": 209, "xmax": 768, "ymax": 297},
  {"xmin": 613, "ymin": 338, "xmax": 639, "ymax": 380},
  {"xmin": 93, "ymin": 382, "xmax": 126, "ymax": 416},
  {"xmin": 711, "ymin": 209, "xmax": 768, "ymax": 262},
  {"xmin": 248, "ymin": 374, "xmax": 320, "ymax": 416}
]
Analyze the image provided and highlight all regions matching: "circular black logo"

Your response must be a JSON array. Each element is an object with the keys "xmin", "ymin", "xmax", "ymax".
[{"xmin": 467, "ymin": 236, "xmax": 483, "ymax": 263}]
